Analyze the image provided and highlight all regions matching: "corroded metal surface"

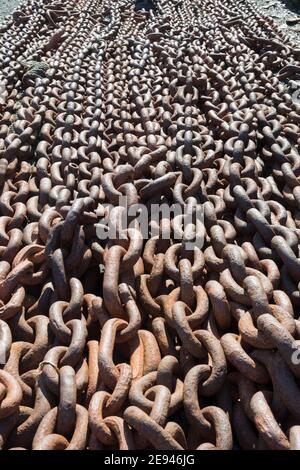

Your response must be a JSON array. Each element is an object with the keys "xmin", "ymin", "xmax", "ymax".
[{"xmin": 0, "ymin": 0, "xmax": 300, "ymax": 450}]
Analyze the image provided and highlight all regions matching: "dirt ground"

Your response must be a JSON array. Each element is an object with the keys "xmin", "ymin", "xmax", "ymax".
[{"xmin": 0, "ymin": 0, "xmax": 299, "ymax": 43}]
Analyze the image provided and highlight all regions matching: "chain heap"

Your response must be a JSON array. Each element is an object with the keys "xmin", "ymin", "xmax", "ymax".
[{"xmin": 0, "ymin": 0, "xmax": 300, "ymax": 451}]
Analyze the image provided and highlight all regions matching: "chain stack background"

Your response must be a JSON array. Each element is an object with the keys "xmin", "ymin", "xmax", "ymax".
[{"xmin": 0, "ymin": 0, "xmax": 300, "ymax": 450}]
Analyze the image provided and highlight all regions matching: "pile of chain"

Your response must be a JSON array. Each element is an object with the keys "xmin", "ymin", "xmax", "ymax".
[{"xmin": 1, "ymin": 0, "xmax": 300, "ymax": 451}]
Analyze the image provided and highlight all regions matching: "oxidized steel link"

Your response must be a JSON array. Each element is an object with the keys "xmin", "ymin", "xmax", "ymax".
[{"xmin": 0, "ymin": 0, "xmax": 300, "ymax": 451}]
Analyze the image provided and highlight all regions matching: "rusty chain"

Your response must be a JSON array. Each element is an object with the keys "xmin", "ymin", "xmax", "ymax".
[{"xmin": 0, "ymin": 0, "xmax": 300, "ymax": 450}]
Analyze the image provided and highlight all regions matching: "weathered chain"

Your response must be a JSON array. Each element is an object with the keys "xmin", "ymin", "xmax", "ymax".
[{"xmin": 0, "ymin": 0, "xmax": 300, "ymax": 450}]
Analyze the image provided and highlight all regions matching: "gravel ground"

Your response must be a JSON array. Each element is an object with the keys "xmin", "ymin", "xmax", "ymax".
[
  {"xmin": 254, "ymin": 0, "xmax": 300, "ymax": 45},
  {"xmin": 0, "ymin": 0, "xmax": 23, "ymax": 21}
]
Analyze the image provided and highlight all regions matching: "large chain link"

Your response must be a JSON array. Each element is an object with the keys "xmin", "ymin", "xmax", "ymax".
[{"xmin": 0, "ymin": 0, "xmax": 300, "ymax": 450}]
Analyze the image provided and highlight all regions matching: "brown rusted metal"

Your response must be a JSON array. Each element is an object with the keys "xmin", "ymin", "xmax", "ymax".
[{"xmin": 0, "ymin": 0, "xmax": 300, "ymax": 451}]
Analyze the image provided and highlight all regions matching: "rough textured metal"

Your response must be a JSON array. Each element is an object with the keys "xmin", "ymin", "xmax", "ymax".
[{"xmin": 0, "ymin": 0, "xmax": 300, "ymax": 450}]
